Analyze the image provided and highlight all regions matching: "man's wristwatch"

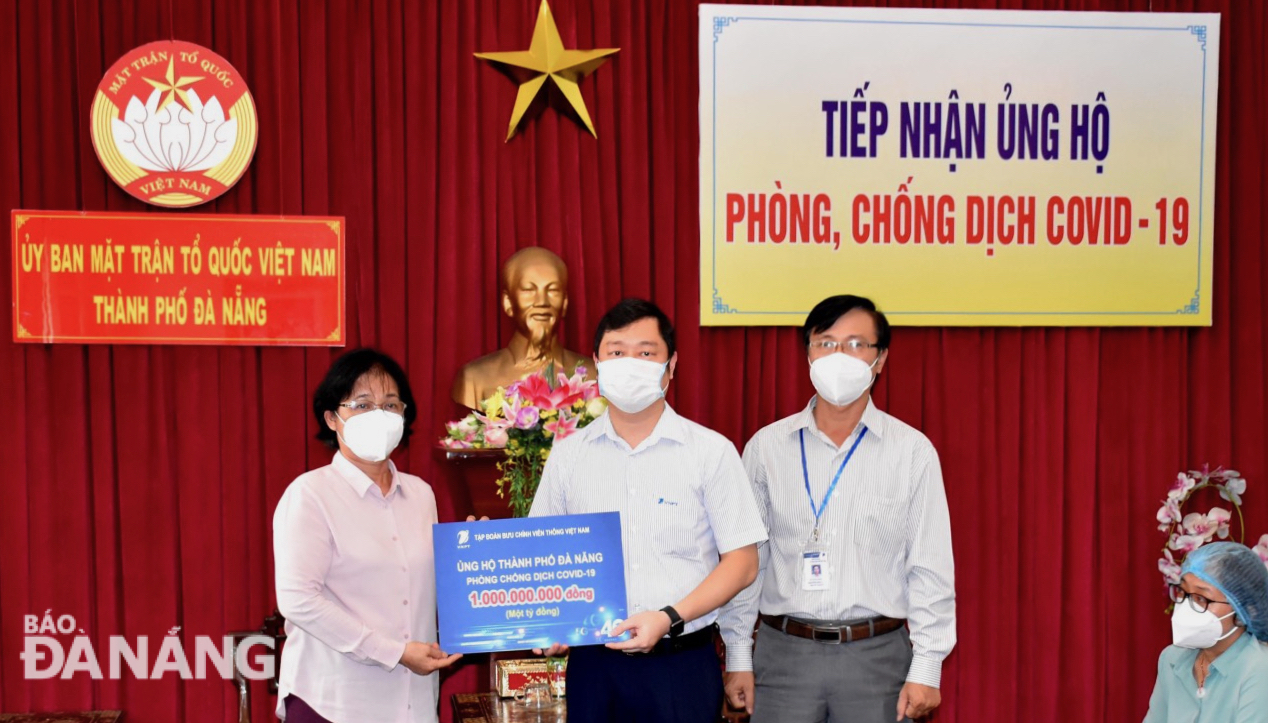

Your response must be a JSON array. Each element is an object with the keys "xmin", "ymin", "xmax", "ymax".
[{"xmin": 660, "ymin": 606, "xmax": 685, "ymax": 638}]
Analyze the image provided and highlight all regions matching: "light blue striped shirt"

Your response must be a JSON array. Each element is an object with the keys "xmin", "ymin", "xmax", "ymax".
[
  {"xmin": 530, "ymin": 404, "xmax": 767, "ymax": 634},
  {"xmin": 719, "ymin": 397, "xmax": 956, "ymax": 688}
]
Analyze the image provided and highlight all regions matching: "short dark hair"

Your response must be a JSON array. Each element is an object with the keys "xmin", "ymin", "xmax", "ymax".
[
  {"xmin": 312, "ymin": 348, "xmax": 417, "ymax": 449},
  {"xmin": 802, "ymin": 295, "xmax": 891, "ymax": 350},
  {"xmin": 592, "ymin": 298, "xmax": 677, "ymax": 357}
]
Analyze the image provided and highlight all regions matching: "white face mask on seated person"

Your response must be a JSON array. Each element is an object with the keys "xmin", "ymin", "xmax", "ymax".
[
  {"xmin": 597, "ymin": 357, "xmax": 668, "ymax": 414},
  {"xmin": 339, "ymin": 409, "xmax": 404, "ymax": 463},
  {"xmin": 1171, "ymin": 603, "xmax": 1238, "ymax": 649},
  {"xmin": 809, "ymin": 351, "xmax": 880, "ymax": 407}
]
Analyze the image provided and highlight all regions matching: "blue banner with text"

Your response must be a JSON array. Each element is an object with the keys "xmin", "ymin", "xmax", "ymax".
[{"xmin": 433, "ymin": 512, "xmax": 628, "ymax": 654}]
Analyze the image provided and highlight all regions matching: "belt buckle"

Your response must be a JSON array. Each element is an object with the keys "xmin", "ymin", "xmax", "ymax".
[{"xmin": 811, "ymin": 624, "xmax": 845, "ymax": 644}]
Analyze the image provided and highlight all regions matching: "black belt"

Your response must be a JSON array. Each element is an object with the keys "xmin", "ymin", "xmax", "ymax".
[{"xmin": 760, "ymin": 613, "xmax": 904, "ymax": 643}]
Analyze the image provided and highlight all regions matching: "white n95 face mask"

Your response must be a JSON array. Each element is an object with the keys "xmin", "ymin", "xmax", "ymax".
[
  {"xmin": 339, "ymin": 409, "xmax": 404, "ymax": 462},
  {"xmin": 1171, "ymin": 602, "xmax": 1237, "ymax": 649},
  {"xmin": 597, "ymin": 358, "xmax": 668, "ymax": 414},
  {"xmin": 809, "ymin": 352, "xmax": 879, "ymax": 407}
]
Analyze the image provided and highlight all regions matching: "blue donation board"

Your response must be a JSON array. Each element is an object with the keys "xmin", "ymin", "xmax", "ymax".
[{"xmin": 433, "ymin": 512, "xmax": 628, "ymax": 654}]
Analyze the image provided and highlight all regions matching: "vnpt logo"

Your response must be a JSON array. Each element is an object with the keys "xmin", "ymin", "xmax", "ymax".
[{"xmin": 457, "ymin": 529, "xmax": 470, "ymax": 546}]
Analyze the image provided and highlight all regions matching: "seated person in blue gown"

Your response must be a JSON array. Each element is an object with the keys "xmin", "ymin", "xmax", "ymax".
[{"xmin": 1143, "ymin": 541, "xmax": 1268, "ymax": 722}]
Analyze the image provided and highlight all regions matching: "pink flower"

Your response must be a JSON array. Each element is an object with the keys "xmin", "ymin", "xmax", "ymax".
[
  {"xmin": 501, "ymin": 390, "xmax": 522, "ymax": 420},
  {"xmin": 514, "ymin": 406, "xmax": 540, "ymax": 430},
  {"xmin": 500, "ymin": 392, "xmax": 541, "ymax": 430},
  {"xmin": 1182, "ymin": 512, "xmax": 1218, "ymax": 541},
  {"xmin": 1207, "ymin": 507, "xmax": 1232, "ymax": 539},
  {"xmin": 1157, "ymin": 499, "xmax": 1182, "ymax": 531},
  {"xmin": 456, "ymin": 416, "xmax": 480, "ymax": 437},
  {"xmin": 568, "ymin": 367, "xmax": 601, "ymax": 401},
  {"xmin": 1168, "ymin": 473, "xmax": 1197, "ymax": 501},
  {"xmin": 544, "ymin": 412, "xmax": 579, "ymax": 440},
  {"xmin": 469, "ymin": 411, "xmax": 511, "ymax": 442},
  {"xmin": 509, "ymin": 374, "xmax": 549, "ymax": 408},
  {"xmin": 1169, "ymin": 533, "xmax": 1205, "ymax": 554},
  {"xmin": 1218, "ymin": 475, "xmax": 1246, "ymax": 506},
  {"xmin": 1158, "ymin": 550, "xmax": 1182, "ymax": 585},
  {"xmin": 1156, "ymin": 467, "xmax": 1258, "ymax": 586},
  {"xmin": 484, "ymin": 426, "xmax": 509, "ymax": 448},
  {"xmin": 444, "ymin": 420, "xmax": 478, "ymax": 444},
  {"xmin": 1253, "ymin": 534, "xmax": 1268, "ymax": 565},
  {"xmin": 441, "ymin": 437, "xmax": 472, "ymax": 450},
  {"xmin": 513, "ymin": 372, "xmax": 588, "ymax": 412}
]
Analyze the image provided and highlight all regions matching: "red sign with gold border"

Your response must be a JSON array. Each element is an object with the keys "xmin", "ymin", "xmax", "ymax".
[{"xmin": 12, "ymin": 211, "xmax": 344, "ymax": 346}]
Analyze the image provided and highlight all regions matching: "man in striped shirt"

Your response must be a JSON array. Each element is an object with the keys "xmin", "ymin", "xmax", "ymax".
[
  {"xmin": 719, "ymin": 295, "xmax": 956, "ymax": 723},
  {"xmin": 530, "ymin": 298, "xmax": 767, "ymax": 723}
]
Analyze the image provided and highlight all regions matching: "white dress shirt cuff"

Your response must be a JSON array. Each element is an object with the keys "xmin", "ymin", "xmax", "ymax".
[
  {"xmin": 366, "ymin": 634, "xmax": 408, "ymax": 672},
  {"xmin": 723, "ymin": 639, "xmax": 754, "ymax": 672},
  {"xmin": 906, "ymin": 653, "xmax": 942, "ymax": 689}
]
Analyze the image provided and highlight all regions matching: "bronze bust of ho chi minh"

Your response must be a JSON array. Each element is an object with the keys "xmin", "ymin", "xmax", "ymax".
[{"xmin": 451, "ymin": 247, "xmax": 593, "ymax": 410}]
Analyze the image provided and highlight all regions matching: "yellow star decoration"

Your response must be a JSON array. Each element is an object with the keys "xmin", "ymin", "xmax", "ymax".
[
  {"xmin": 475, "ymin": 0, "xmax": 619, "ymax": 141},
  {"xmin": 143, "ymin": 56, "xmax": 203, "ymax": 111}
]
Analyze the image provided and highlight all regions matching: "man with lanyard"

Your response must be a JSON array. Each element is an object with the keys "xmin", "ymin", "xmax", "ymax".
[
  {"xmin": 530, "ymin": 298, "xmax": 767, "ymax": 722},
  {"xmin": 719, "ymin": 295, "xmax": 956, "ymax": 722}
]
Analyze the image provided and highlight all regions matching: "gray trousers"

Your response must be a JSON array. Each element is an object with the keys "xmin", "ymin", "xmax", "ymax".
[{"xmin": 751, "ymin": 621, "xmax": 913, "ymax": 723}]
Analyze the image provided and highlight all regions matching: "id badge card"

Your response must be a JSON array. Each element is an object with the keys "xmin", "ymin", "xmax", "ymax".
[{"xmin": 801, "ymin": 549, "xmax": 831, "ymax": 591}]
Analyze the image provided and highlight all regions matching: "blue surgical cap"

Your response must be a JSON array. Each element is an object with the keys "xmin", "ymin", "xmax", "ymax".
[{"xmin": 1181, "ymin": 542, "xmax": 1268, "ymax": 642}]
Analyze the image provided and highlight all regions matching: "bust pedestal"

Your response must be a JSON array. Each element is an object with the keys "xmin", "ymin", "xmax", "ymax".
[
  {"xmin": 435, "ymin": 446, "xmax": 513, "ymax": 723},
  {"xmin": 440, "ymin": 446, "xmax": 513, "ymax": 520}
]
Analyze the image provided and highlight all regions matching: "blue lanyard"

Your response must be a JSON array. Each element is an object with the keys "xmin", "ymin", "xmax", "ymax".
[{"xmin": 799, "ymin": 425, "xmax": 868, "ymax": 531}]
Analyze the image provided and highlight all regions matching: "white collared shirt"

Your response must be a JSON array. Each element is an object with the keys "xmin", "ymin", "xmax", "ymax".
[
  {"xmin": 719, "ymin": 397, "xmax": 956, "ymax": 688},
  {"xmin": 529, "ymin": 404, "xmax": 767, "ymax": 633},
  {"xmin": 273, "ymin": 453, "xmax": 439, "ymax": 722}
]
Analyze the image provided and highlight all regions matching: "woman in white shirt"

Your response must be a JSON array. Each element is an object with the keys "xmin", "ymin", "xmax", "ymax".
[{"xmin": 273, "ymin": 348, "xmax": 462, "ymax": 723}]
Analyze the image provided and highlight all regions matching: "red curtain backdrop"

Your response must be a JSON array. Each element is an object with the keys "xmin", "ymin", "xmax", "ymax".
[{"xmin": 2, "ymin": 1, "xmax": 1266, "ymax": 721}]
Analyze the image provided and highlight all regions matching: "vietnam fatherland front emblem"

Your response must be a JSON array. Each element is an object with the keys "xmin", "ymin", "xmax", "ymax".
[{"xmin": 90, "ymin": 41, "xmax": 258, "ymax": 208}]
